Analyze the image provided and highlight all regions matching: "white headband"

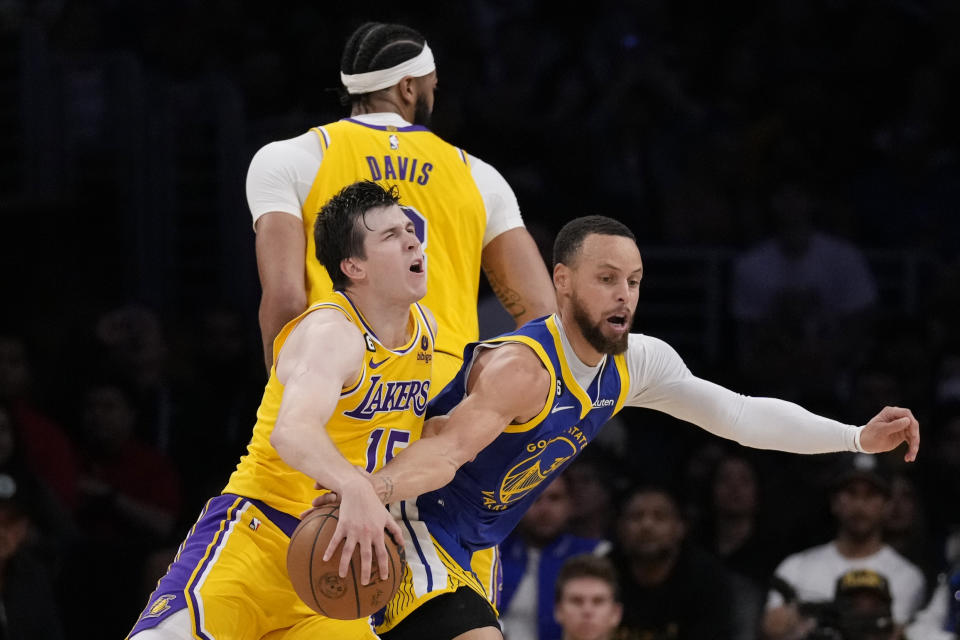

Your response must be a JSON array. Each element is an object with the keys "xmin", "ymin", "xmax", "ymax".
[{"xmin": 340, "ymin": 43, "xmax": 435, "ymax": 95}]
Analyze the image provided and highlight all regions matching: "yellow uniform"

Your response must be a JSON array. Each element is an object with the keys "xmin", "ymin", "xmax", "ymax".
[
  {"xmin": 128, "ymin": 292, "xmax": 434, "ymax": 640},
  {"xmin": 303, "ymin": 118, "xmax": 487, "ymax": 396}
]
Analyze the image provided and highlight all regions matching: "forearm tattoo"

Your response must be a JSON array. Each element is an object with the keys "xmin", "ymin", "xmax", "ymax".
[
  {"xmin": 380, "ymin": 475, "xmax": 395, "ymax": 503},
  {"xmin": 486, "ymin": 269, "xmax": 527, "ymax": 319}
]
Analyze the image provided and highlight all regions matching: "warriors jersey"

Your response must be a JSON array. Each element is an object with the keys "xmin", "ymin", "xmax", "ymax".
[
  {"xmin": 223, "ymin": 291, "xmax": 434, "ymax": 517},
  {"xmin": 416, "ymin": 314, "xmax": 630, "ymax": 553},
  {"xmin": 302, "ymin": 119, "xmax": 487, "ymax": 361}
]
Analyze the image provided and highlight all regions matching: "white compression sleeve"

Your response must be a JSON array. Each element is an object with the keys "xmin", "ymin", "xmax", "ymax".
[{"xmin": 645, "ymin": 375, "xmax": 862, "ymax": 453}]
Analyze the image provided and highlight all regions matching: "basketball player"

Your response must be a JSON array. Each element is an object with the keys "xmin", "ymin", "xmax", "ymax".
[
  {"xmin": 248, "ymin": 21, "xmax": 553, "ymax": 605},
  {"xmin": 248, "ymin": 21, "xmax": 555, "ymax": 386},
  {"xmin": 316, "ymin": 215, "xmax": 921, "ymax": 640},
  {"xmin": 127, "ymin": 181, "xmax": 434, "ymax": 640}
]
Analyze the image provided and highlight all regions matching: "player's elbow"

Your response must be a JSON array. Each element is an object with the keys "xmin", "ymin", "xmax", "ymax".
[
  {"xmin": 269, "ymin": 422, "xmax": 299, "ymax": 461},
  {"xmin": 260, "ymin": 284, "xmax": 307, "ymax": 324}
]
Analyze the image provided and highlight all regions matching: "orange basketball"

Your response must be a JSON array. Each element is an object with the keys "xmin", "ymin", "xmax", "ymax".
[{"xmin": 286, "ymin": 505, "xmax": 406, "ymax": 620}]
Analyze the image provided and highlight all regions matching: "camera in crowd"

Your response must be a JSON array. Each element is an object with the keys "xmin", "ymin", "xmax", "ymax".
[{"xmin": 773, "ymin": 569, "xmax": 896, "ymax": 640}]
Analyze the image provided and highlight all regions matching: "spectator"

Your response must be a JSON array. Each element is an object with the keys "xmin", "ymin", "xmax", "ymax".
[
  {"xmin": 731, "ymin": 181, "xmax": 878, "ymax": 400},
  {"xmin": 0, "ymin": 405, "xmax": 74, "ymax": 577},
  {"xmin": 74, "ymin": 380, "xmax": 181, "ymax": 542},
  {"xmin": 0, "ymin": 468, "xmax": 65, "ymax": 640},
  {"xmin": 501, "ymin": 473, "xmax": 610, "ymax": 640},
  {"xmin": 607, "ymin": 485, "xmax": 738, "ymax": 639},
  {"xmin": 697, "ymin": 451, "xmax": 783, "ymax": 639},
  {"xmin": 905, "ymin": 529, "xmax": 960, "ymax": 640},
  {"xmin": 93, "ymin": 305, "xmax": 180, "ymax": 452},
  {"xmin": 883, "ymin": 470, "xmax": 931, "ymax": 578},
  {"xmin": 564, "ymin": 449, "xmax": 622, "ymax": 541},
  {"xmin": 830, "ymin": 569, "xmax": 897, "ymax": 640},
  {"xmin": 63, "ymin": 379, "xmax": 182, "ymax": 638},
  {"xmin": 553, "ymin": 554, "xmax": 622, "ymax": 640},
  {"xmin": 762, "ymin": 453, "xmax": 926, "ymax": 639},
  {"xmin": 0, "ymin": 333, "xmax": 78, "ymax": 509}
]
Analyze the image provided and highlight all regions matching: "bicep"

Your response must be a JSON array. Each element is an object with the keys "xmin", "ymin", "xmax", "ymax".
[{"xmin": 439, "ymin": 348, "xmax": 550, "ymax": 464}]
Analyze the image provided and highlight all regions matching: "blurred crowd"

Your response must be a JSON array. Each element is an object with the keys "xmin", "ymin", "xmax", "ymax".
[{"xmin": 1, "ymin": 0, "xmax": 959, "ymax": 638}]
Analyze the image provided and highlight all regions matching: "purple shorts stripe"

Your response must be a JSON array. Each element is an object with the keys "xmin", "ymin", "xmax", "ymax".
[
  {"xmin": 129, "ymin": 494, "xmax": 302, "ymax": 638},
  {"xmin": 186, "ymin": 496, "xmax": 246, "ymax": 640}
]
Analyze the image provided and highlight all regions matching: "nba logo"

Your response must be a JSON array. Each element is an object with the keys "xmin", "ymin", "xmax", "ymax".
[
  {"xmin": 389, "ymin": 134, "xmax": 399, "ymax": 150},
  {"xmin": 250, "ymin": 518, "xmax": 261, "ymax": 532}
]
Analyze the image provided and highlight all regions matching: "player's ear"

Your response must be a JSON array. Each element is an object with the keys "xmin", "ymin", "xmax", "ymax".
[
  {"xmin": 397, "ymin": 76, "xmax": 417, "ymax": 106},
  {"xmin": 341, "ymin": 257, "xmax": 365, "ymax": 283},
  {"xmin": 553, "ymin": 262, "xmax": 570, "ymax": 291}
]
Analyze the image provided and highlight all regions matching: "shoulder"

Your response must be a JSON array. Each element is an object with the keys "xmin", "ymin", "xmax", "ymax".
[
  {"xmin": 625, "ymin": 333, "xmax": 690, "ymax": 382},
  {"xmin": 776, "ymin": 544, "xmax": 828, "ymax": 573},
  {"xmin": 878, "ymin": 546, "xmax": 925, "ymax": 579},
  {"xmin": 471, "ymin": 342, "xmax": 552, "ymax": 400},
  {"xmin": 248, "ymin": 131, "xmax": 323, "ymax": 173},
  {"xmin": 285, "ymin": 307, "xmax": 364, "ymax": 355}
]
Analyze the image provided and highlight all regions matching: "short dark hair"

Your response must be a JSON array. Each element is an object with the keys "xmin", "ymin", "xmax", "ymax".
[
  {"xmin": 554, "ymin": 554, "xmax": 620, "ymax": 604},
  {"xmin": 340, "ymin": 22, "xmax": 428, "ymax": 106},
  {"xmin": 553, "ymin": 216, "xmax": 636, "ymax": 268},
  {"xmin": 314, "ymin": 181, "xmax": 401, "ymax": 291}
]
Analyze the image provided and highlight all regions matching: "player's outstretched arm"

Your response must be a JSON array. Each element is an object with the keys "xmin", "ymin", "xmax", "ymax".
[
  {"xmin": 371, "ymin": 343, "xmax": 550, "ymax": 503},
  {"xmin": 627, "ymin": 336, "xmax": 921, "ymax": 459},
  {"xmin": 272, "ymin": 310, "xmax": 403, "ymax": 584}
]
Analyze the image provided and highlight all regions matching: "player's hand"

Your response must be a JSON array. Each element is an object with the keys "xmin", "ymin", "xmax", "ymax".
[
  {"xmin": 320, "ymin": 472, "xmax": 404, "ymax": 585},
  {"xmin": 859, "ymin": 406, "xmax": 920, "ymax": 462}
]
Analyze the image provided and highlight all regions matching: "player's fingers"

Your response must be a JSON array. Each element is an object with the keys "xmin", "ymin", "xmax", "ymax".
[
  {"xmin": 374, "ymin": 537, "xmax": 390, "ymax": 582},
  {"xmin": 905, "ymin": 415, "xmax": 920, "ymax": 462},
  {"xmin": 322, "ymin": 523, "xmax": 346, "ymax": 562},
  {"xmin": 338, "ymin": 536, "xmax": 357, "ymax": 579},
  {"xmin": 385, "ymin": 518, "xmax": 404, "ymax": 546},
  {"xmin": 358, "ymin": 534, "xmax": 373, "ymax": 585},
  {"xmin": 312, "ymin": 493, "xmax": 339, "ymax": 508}
]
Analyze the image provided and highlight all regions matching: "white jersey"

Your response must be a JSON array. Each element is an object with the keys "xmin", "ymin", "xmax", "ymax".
[
  {"xmin": 765, "ymin": 542, "xmax": 926, "ymax": 624},
  {"xmin": 245, "ymin": 112, "xmax": 523, "ymax": 247}
]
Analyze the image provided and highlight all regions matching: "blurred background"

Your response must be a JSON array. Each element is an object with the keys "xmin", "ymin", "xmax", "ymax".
[{"xmin": 0, "ymin": 1, "xmax": 958, "ymax": 638}]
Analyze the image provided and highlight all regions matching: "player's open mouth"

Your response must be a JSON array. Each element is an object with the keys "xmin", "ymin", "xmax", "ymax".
[
  {"xmin": 409, "ymin": 259, "xmax": 424, "ymax": 273},
  {"xmin": 606, "ymin": 314, "xmax": 629, "ymax": 331}
]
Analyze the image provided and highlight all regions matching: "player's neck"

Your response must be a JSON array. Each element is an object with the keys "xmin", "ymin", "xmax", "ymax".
[
  {"xmin": 351, "ymin": 94, "xmax": 413, "ymax": 124},
  {"xmin": 556, "ymin": 312, "xmax": 604, "ymax": 367},
  {"xmin": 346, "ymin": 288, "xmax": 414, "ymax": 349},
  {"xmin": 834, "ymin": 533, "xmax": 884, "ymax": 559}
]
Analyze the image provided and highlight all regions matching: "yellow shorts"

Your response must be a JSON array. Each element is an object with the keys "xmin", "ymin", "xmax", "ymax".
[
  {"xmin": 127, "ymin": 495, "xmax": 376, "ymax": 640},
  {"xmin": 374, "ymin": 502, "xmax": 501, "ymax": 634}
]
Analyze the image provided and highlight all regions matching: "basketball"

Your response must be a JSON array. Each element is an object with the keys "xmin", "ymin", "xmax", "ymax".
[{"xmin": 286, "ymin": 505, "xmax": 406, "ymax": 620}]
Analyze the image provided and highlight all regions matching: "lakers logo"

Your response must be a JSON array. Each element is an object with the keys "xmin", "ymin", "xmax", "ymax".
[
  {"xmin": 145, "ymin": 594, "xmax": 176, "ymax": 618},
  {"xmin": 498, "ymin": 436, "xmax": 577, "ymax": 504}
]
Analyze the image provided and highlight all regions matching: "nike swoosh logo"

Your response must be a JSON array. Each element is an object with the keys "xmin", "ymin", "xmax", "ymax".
[
  {"xmin": 551, "ymin": 405, "xmax": 575, "ymax": 414},
  {"xmin": 369, "ymin": 357, "xmax": 389, "ymax": 369}
]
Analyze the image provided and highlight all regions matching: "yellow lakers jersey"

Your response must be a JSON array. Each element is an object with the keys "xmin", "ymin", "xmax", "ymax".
[
  {"xmin": 224, "ymin": 291, "xmax": 434, "ymax": 516},
  {"xmin": 302, "ymin": 119, "xmax": 487, "ymax": 361}
]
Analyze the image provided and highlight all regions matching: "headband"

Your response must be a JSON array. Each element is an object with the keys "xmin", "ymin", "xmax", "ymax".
[{"xmin": 340, "ymin": 43, "xmax": 435, "ymax": 95}]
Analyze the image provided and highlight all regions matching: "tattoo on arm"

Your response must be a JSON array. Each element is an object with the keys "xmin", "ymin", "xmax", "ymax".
[
  {"xmin": 486, "ymin": 269, "xmax": 527, "ymax": 319},
  {"xmin": 379, "ymin": 475, "xmax": 395, "ymax": 503}
]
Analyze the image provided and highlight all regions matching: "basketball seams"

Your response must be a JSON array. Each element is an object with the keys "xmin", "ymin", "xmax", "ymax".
[
  {"xmin": 288, "ymin": 504, "xmax": 404, "ymax": 619},
  {"xmin": 296, "ymin": 507, "xmax": 339, "ymax": 617}
]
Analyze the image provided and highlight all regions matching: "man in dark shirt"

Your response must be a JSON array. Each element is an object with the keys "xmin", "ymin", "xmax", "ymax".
[{"xmin": 607, "ymin": 486, "xmax": 737, "ymax": 640}]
